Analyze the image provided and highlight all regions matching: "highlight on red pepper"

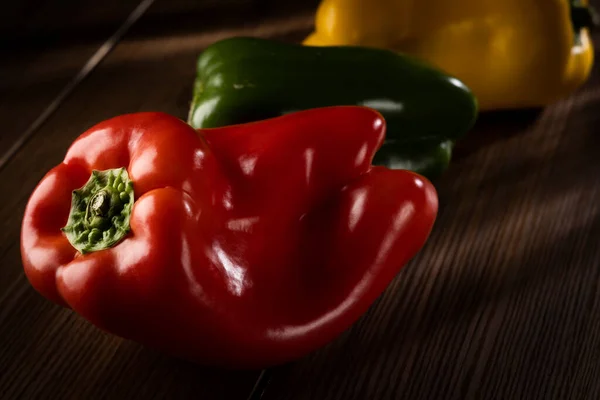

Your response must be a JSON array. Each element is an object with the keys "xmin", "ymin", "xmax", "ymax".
[{"xmin": 20, "ymin": 106, "xmax": 439, "ymax": 368}]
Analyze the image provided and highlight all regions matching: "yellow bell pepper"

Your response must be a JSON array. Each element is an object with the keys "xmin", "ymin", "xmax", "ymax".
[{"xmin": 304, "ymin": 0, "xmax": 596, "ymax": 111}]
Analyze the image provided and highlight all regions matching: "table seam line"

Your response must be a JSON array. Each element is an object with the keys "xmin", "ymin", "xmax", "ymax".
[{"xmin": 0, "ymin": 0, "xmax": 157, "ymax": 172}]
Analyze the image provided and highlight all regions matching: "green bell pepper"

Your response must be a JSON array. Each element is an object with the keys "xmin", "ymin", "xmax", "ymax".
[
  {"xmin": 374, "ymin": 139, "xmax": 454, "ymax": 180},
  {"xmin": 188, "ymin": 37, "xmax": 478, "ymax": 179}
]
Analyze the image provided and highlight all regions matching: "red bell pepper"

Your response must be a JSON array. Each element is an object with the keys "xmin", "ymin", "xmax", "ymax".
[{"xmin": 21, "ymin": 106, "xmax": 438, "ymax": 368}]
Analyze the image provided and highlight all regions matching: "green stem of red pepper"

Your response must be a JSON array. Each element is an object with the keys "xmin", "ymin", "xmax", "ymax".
[{"xmin": 61, "ymin": 168, "xmax": 134, "ymax": 253}]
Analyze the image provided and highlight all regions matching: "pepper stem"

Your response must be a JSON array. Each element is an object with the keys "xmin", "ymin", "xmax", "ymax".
[{"xmin": 62, "ymin": 168, "xmax": 135, "ymax": 254}]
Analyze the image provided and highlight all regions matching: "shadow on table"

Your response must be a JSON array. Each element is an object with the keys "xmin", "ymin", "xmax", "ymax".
[
  {"xmin": 81, "ymin": 340, "xmax": 261, "ymax": 399},
  {"xmin": 1, "ymin": 0, "xmax": 318, "ymax": 55},
  {"xmin": 453, "ymin": 108, "xmax": 543, "ymax": 160}
]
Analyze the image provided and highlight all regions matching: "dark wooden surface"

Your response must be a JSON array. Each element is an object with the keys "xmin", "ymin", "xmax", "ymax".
[
  {"xmin": 0, "ymin": 0, "xmax": 144, "ymax": 161},
  {"xmin": 1, "ymin": 1, "xmax": 600, "ymax": 399}
]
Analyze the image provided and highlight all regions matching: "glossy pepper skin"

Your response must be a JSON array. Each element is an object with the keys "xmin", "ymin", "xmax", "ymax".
[
  {"xmin": 304, "ymin": 0, "xmax": 595, "ymax": 111},
  {"xmin": 375, "ymin": 139, "xmax": 454, "ymax": 180},
  {"xmin": 21, "ymin": 107, "xmax": 438, "ymax": 369},
  {"xmin": 188, "ymin": 37, "xmax": 478, "ymax": 179}
]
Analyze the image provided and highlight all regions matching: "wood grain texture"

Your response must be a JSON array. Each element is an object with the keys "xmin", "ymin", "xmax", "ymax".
[
  {"xmin": 3, "ymin": 0, "xmax": 600, "ymax": 399},
  {"xmin": 0, "ymin": 1, "xmax": 316, "ymax": 399},
  {"xmin": 0, "ymin": 0, "xmax": 146, "ymax": 165},
  {"xmin": 0, "ymin": 0, "xmax": 280, "ymax": 165},
  {"xmin": 1, "ymin": 0, "xmax": 143, "ymax": 51},
  {"xmin": 261, "ymin": 39, "xmax": 600, "ymax": 400}
]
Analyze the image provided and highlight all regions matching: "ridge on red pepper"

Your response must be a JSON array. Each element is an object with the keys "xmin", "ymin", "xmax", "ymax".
[{"xmin": 21, "ymin": 106, "xmax": 438, "ymax": 369}]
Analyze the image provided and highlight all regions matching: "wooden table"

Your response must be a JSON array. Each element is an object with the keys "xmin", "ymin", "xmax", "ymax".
[{"xmin": 2, "ymin": 1, "xmax": 600, "ymax": 399}]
